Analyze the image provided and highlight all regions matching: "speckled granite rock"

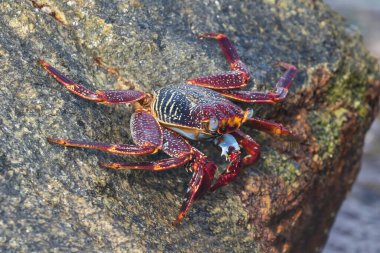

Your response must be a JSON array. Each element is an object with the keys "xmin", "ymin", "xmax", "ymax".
[{"xmin": 0, "ymin": 1, "xmax": 379, "ymax": 252}]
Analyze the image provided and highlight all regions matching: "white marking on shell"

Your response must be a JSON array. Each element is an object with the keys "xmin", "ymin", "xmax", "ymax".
[{"xmin": 164, "ymin": 92, "xmax": 176, "ymax": 121}]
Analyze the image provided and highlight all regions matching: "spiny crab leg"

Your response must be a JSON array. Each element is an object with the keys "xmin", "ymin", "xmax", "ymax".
[
  {"xmin": 161, "ymin": 130, "xmax": 216, "ymax": 225},
  {"xmin": 47, "ymin": 138, "xmax": 158, "ymax": 155},
  {"xmin": 246, "ymin": 117, "xmax": 292, "ymax": 136},
  {"xmin": 98, "ymin": 128, "xmax": 193, "ymax": 170},
  {"xmin": 187, "ymin": 33, "xmax": 250, "ymax": 90},
  {"xmin": 39, "ymin": 59, "xmax": 146, "ymax": 104},
  {"xmin": 218, "ymin": 62, "xmax": 297, "ymax": 103},
  {"xmin": 173, "ymin": 148, "xmax": 216, "ymax": 226},
  {"xmin": 172, "ymin": 159, "xmax": 204, "ymax": 226},
  {"xmin": 198, "ymin": 33, "xmax": 248, "ymax": 73},
  {"xmin": 49, "ymin": 111, "xmax": 163, "ymax": 155},
  {"xmin": 98, "ymin": 155, "xmax": 191, "ymax": 170}
]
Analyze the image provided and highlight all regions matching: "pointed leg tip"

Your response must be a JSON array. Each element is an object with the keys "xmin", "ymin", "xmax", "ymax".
[
  {"xmin": 98, "ymin": 161, "xmax": 124, "ymax": 169},
  {"xmin": 172, "ymin": 214, "xmax": 184, "ymax": 227},
  {"xmin": 272, "ymin": 61, "xmax": 283, "ymax": 68},
  {"xmin": 198, "ymin": 33, "xmax": 225, "ymax": 39},
  {"xmin": 197, "ymin": 32, "xmax": 209, "ymax": 38},
  {"xmin": 38, "ymin": 59, "xmax": 49, "ymax": 67},
  {"xmin": 98, "ymin": 161, "xmax": 111, "ymax": 168},
  {"xmin": 47, "ymin": 138, "xmax": 66, "ymax": 145},
  {"xmin": 272, "ymin": 61, "xmax": 297, "ymax": 71}
]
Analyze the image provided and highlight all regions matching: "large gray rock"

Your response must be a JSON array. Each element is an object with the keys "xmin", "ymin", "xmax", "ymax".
[{"xmin": 0, "ymin": 0, "xmax": 378, "ymax": 252}]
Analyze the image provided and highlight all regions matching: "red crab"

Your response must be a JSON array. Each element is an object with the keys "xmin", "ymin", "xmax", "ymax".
[{"xmin": 39, "ymin": 33, "xmax": 297, "ymax": 225}]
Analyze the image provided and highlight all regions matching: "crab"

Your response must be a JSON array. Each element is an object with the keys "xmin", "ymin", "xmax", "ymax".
[{"xmin": 39, "ymin": 33, "xmax": 297, "ymax": 225}]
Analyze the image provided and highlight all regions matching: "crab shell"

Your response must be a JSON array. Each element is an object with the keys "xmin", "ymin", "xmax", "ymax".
[{"xmin": 151, "ymin": 84, "xmax": 252, "ymax": 140}]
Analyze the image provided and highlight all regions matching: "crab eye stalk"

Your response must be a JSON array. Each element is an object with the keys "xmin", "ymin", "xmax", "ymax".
[
  {"xmin": 209, "ymin": 117, "xmax": 219, "ymax": 132},
  {"xmin": 246, "ymin": 108, "xmax": 254, "ymax": 119}
]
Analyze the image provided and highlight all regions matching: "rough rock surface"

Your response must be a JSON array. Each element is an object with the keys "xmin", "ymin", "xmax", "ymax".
[{"xmin": 0, "ymin": 0, "xmax": 379, "ymax": 252}]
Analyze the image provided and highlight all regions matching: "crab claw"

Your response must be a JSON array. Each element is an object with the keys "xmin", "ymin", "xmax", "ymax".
[
  {"xmin": 214, "ymin": 134, "xmax": 240, "ymax": 159},
  {"xmin": 209, "ymin": 149, "xmax": 242, "ymax": 192},
  {"xmin": 210, "ymin": 134, "xmax": 243, "ymax": 192}
]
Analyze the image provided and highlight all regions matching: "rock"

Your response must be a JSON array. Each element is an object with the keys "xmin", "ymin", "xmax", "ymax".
[{"xmin": 0, "ymin": 0, "xmax": 379, "ymax": 252}]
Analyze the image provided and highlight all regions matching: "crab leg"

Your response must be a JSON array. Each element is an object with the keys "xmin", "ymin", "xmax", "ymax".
[
  {"xmin": 218, "ymin": 62, "xmax": 297, "ymax": 103},
  {"xmin": 246, "ymin": 118, "xmax": 291, "ymax": 136},
  {"xmin": 98, "ymin": 127, "xmax": 193, "ymax": 169},
  {"xmin": 198, "ymin": 33, "xmax": 248, "ymax": 71},
  {"xmin": 163, "ymin": 131, "xmax": 216, "ymax": 225},
  {"xmin": 173, "ymin": 148, "xmax": 216, "ymax": 226},
  {"xmin": 98, "ymin": 128, "xmax": 191, "ymax": 170},
  {"xmin": 48, "ymin": 111, "xmax": 163, "ymax": 155},
  {"xmin": 98, "ymin": 156, "xmax": 191, "ymax": 170},
  {"xmin": 187, "ymin": 71, "xmax": 249, "ymax": 90},
  {"xmin": 187, "ymin": 33, "xmax": 249, "ymax": 90},
  {"xmin": 39, "ymin": 59, "xmax": 146, "ymax": 104},
  {"xmin": 47, "ymin": 138, "xmax": 158, "ymax": 155},
  {"xmin": 172, "ymin": 159, "xmax": 204, "ymax": 226}
]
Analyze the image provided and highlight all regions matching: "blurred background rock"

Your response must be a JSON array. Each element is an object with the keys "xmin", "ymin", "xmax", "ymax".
[{"xmin": 324, "ymin": 0, "xmax": 380, "ymax": 252}]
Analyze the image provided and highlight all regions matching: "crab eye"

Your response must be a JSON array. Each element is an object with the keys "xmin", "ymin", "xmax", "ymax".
[
  {"xmin": 209, "ymin": 117, "xmax": 219, "ymax": 132},
  {"xmin": 246, "ymin": 108, "xmax": 254, "ymax": 119}
]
